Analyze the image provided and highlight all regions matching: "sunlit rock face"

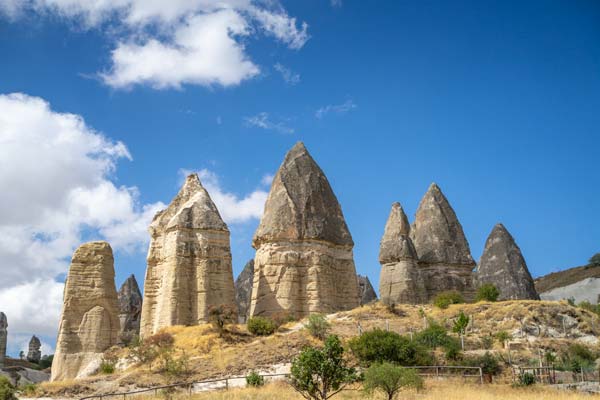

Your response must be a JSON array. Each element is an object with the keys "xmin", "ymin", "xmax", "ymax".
[
  {"xmin": 249, "ymin": 142, "xmax": 360, "ymax": 318},
  {"xmin": 140, "ymin": 174, "xmax": 236, "ymax": 337},
  {"xmin": 410, "ymin": 184, "xmax": 476, "ymax": 301},
  {"xmin": 477, "ymin": 223, "xmax": 539, "ymax": 300},
  {"xmin": 379, "ymin": 202, "xmax": 426, "ymax": 304},
  {"xmin": 51, "ymin": 241, "xmax": 120, "ymax": 382}
]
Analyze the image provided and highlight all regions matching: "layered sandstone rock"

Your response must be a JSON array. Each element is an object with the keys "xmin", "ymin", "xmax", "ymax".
[
  {"xmin": 379, "ymin": 202, "xmax": 426, "ymax": 304},
  {"xmin": 27, "ymin": 336, "xmax": 41, "ymax": 364},
  {"xmin": 249, "ymin": 142, "xmax": 360, "ymax": 318},
  {"xmin": 357, "ymin": 275, "xmax": 377, "ymax": 305},
  {"xmin": 477, "ymin": 224, "xmax": 539, "ymax": 300},
  {"xmin": 410, "ymin": 184, "xmax": 476, "ymax": 301},
  {"xmin": 235, "ymin": 260, "xmax": 254, "ymax": 322},
  {"xmin": 0, "ymin": 312, "xmax": 6, "ymax": 367},
  {"xmin": 140, "ymin": 174, "xmax": 237, "ymax": 337},
  {"xmin": 51, "ymin": 241, "xmax": 120, "ymax": 381},
  {"xmin": 118, "ymin": 274, "xmax": 143, "ymax": 344}
]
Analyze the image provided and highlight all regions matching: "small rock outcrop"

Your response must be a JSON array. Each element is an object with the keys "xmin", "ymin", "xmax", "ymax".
[
  {"xmin": 0, "ymin": 312, "xmax": 7, "ymax": 367},
  {"xmin": 140, "ymin": 174, "xmax": 237, "ymax": 337},
  {"xmin": 249, "ymin": 142, "xmax": 360, "ymax": 318},
  {"xmin": 357, "ymin": 275, "xmax": 377, "ymax": 305},
  {"xmin": 235, "ymin": 260, "xmax": 254, "ymax": 322},
  {"xmin": 410, "ymin": 184, "xmax": 476, "ymax": 301},
  {"xmin": 118, "ymin": 275, "xmax": 143, "ymax": 344},
  {"xmin": 379, "ymin": 202, "xmax": 426, "ymax": 304},
  {"xmin": 477, "ymin": 224, "xmax": 539, "ymax": 300},
  {"xmin": 27, "ymin": 336, "xmax": 41, "ymax": 364},
  {"xmin": 51, "ymin": 241, "xmax": 120, "ymax": 381}
]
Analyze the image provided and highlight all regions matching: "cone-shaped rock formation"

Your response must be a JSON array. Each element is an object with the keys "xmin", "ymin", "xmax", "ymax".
[
  {"xmin": 0, "ymin": 312, "xmax": 6, "ymax": 367},
  {"xmin": 118, "ymin": 274, "xmax": 143, "ymax": 344},
  {"xmin": 410, "ymin": 184, "xmax": 475, "ymax": 301},
  {"xmin": 379, "ymin": 203, "xmax": 426, "ymax": 304},
  {"xmin": 27, "ymin": 335, "xmax": 41, "ymax": 363},
  {"xmin": 249, "ymin": 142, "xmax": 360, "ymax": 317},
  {"xmin": 51, "ymin": 241, "xmax": 119, "ymax": 381},
  {"xmin": 357, "ymin": 275, "xmax": 377, "ymax": 305},
  {"xmin": 140, "ymin": 174, "xmax": 236, "ymax": 337},
  {"xmin": 477, "ymin": 224, "xmax": 539, "ymax": 300},
  {"xmin": 235, "ymin": 260, "xmax": 254, "ymax": 322}
]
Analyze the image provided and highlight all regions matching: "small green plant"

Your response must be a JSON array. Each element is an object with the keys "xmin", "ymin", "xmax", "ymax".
[
  {"xmin": 99, "ymin": 361, "xmax": 115, "ymax": 374},
  {"xmin": 481, "ymin": 335, "xmax": 493, "ymax": 350},
  {"xmin": 433, "ymin": 291, "xmax": 464, "ymax": 309},
  {"xmin": 452, "ymin": 311, "xmax": 469, "ymax": 335},
  {"xmin": 443, "ymin": 337, "xmax": 462, "ymax": 361},
  {"xmin": 99, "ymin": 348, "xmax": 119, "ymax": 374},
  {"xmin": 494, "ymin": 331, "xmax": 510, "ymax": 347},
  {"xmin": 0, "ymin": 376, "xmax": 16, "ymax": 400},
  {"xmin": 363, "ymin": 362, "xmax": 423, "ymax": 400},
  {"xmin": 247, "ymin": 316, "xmax": 278, "ymax": 336},
  {"xmin": 305, "ymin": 313, "xmax": 331, "ymax": 340},
  {"xmin": 517, "ymin": 372, "xmax": 536, "ymax": 386},
  {"xmin": 589, "ymin": 253, "xmax": 600, "ymax": 266},
  {"xmin": 476, "ymin": 284, "xmax": 500, "ymax": 302},
  {"xmin": 561, "ymin": 343, "xmax": 596, "ymax": 372},
  {"xmin": 245, "ymin": 371, "xmax": 265, "ymax": 387},
  {"xmin": 415, "ymin": 319, "xmax": 449, "ymax": 349}
]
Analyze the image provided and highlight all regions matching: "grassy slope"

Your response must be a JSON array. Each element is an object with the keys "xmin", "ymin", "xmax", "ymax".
[{"xmin": 535, "ymin": 264, "xmax": 600, "ymax": 293}]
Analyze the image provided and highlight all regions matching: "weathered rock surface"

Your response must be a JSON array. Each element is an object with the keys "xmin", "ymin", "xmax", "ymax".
[
  {"xmin": 140, "ymin": 174, "xmax": 237, "ymax": 337},
  {"xmin": 379, "ymin": 203, "xmax": 426, "ymax": 304},
  {"xmin": 0, "ymin": 312, "xmax": 6, "ymax": 367},
  {"xmin": 27, "ymin": 335, "xmax": 41, "ymax": 363},
  {"xmin": 51, "ymin": 241, "xmax": 120, "ymax": 382},
  {"xmin": 118, "ymin": 274, "xmax": 143, "ymax": 344},
  {"xmin": 249, "ymin": 142, "xmax": 360, "ymax": 318},
  {"xmin": 410, "ymin": 183, "xmax": 476, "ymax": 301},
  {"xmin": 235, "ymin": 260, "xmax": 254, "ymax": 322},
  {"xmin": 477, "ymin": 224, "xmax": 539, "ymax": 300},
  {"xmin": 536, "ymin": 264, "xmax": 600, "ymax": 304},
  {"xmin": 357, "ymin": 275, "xmax": 377, "ymax": 305}
]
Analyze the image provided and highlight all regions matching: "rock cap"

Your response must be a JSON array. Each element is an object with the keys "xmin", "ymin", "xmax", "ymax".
[{"xmin": 379, "ymin": 202, "xmax": 418, "ymax": 263}]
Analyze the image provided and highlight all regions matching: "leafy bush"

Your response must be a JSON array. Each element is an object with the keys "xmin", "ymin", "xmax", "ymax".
[
  {"xmin": 163, "ymin": 351, "xmax": 190, "ymax": 378},
  {"xmin": 290, "ymin": 335, "xmax": 358, "ymax": 400},
  {"xmin": 128, "ymin": 332, "xmax": 175, "ymax": 371},
  {"xmin": 561, "ymin": 343, "xmax": 596, "ymax": 372},
  {"xmin": 433, "ymin": 291, "xmax": 464, "ymax": 309},
  {"xmin": 245, "ymin": 371, "xmax": 265, "ymax": 387},
  {"xmin": 517, "ymin": 372, "xmax": 536, "ymax": 386},
  {"xmin": 363, "ymin": 362, "xmax": 423, "ymax": 400},
  {"xmin": 348, "ymin": 329, "xmax": 432, "ymax": 366},
  {"xmin": 589, "ymin": 253, "xmax": 600, "ymax": 266},
  {"xmin": 577, "ymin": 300, "xmax": 600, "ymax": 316},
  {"xmin": 99, "ymin": 348, "xmax": 119, "ymax": 374},
  {"xmin": 247, "ymin": 316, "xmax": 277, "ymax": 336},
  {"xmin": 19, "ymin": 383, "xmax": 37, "ymax": 397},
  {"xmin": 476, "ymin": 352, "xmax": 501, "ymax": 376},
  {"xmin": 415, "ymin": 320, "xmax": 449, "ymax": 349},
  {"xmin": 476, "ymin": 284, "xmax": 500, "ymax": 302},
  {"xmin": 305, "ymin": 314, "xmax": 331, "ymax": 340},
  {"xmin": 443, "ymin": 337, "xmax": 462, "ymax": 361},
  {"xmin": 0, "ymin": 376, "xmax": 15, "ymax": 400},
  {"xmin": 99, "ymin": 361, "xmax": 115, "ymax": 374},
  {"xmin": 452, "ymin": 311, "xmax": 469, "ymax": 335},
  {"xmin": 208, "ymin": 304, "xmax": 237, "ymax": 336}
]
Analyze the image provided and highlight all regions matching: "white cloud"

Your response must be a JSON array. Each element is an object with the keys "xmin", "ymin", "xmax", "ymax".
[
  {"xmin": 273, "ymin": 63, "xmax": 300, "ymax": 85},
  {"xmin": 260, "ymin": 173, "xmax": 274, "ymax": 186},
  {"xmin": 244, "ymin": 112, "xmax": 294, "ymax": 134},
  {"xmin": 315, "ymin": 99, "xmax": 357, "ymax": 119},
  {"xmin": 1, "ymin": 1, "xmax": 309, "ymax": 90}
]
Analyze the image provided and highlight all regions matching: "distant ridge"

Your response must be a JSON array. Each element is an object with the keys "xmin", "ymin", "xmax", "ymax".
[{"xmin": 535, "ymin": 264, "xmax": 600, "ymax": 294}]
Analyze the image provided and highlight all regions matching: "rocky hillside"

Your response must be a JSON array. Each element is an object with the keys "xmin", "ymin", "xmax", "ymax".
[{"xmin": 535, "ymin": 264, "xmax": 600, "ymax": 304}]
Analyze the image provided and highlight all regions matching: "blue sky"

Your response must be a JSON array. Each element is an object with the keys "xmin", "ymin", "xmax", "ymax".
[{"xmin": 0, "ymin": 0, "xmax": 599, "ymax": 356}]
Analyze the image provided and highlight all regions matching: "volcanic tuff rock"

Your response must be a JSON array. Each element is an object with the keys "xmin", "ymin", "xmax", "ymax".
[
  {"xmin": 249, "ymin": 142, "xmax": 360, "ymax": 318},
  {"xmin": 0, "ymin": 312, "xmax": 6, "ymax": 367},
  {"xmin": 118, "ymin": 274, "xmax": 143, "ymax": 344},
  {"xmin": 477, "ymin": 224, "xmax": 539, "ymax": 300},
  {"xmin": 410, "ymin": 183, "xmax": 476, "ymax": 301},
  {"xmin": 234, "ymin": 260, "xmax": 254, "ymax": 322},
  {"xmin": 51, "ymin": 241, "xmax": 120, "ymax": 381},
  {"xmin": 140, "ymin": 174, "xmax": 237, "ymax": 337},
  {"xmin": 357, "ymin": 275, "xmax": 377, "ymax": 305},
  {"xmin": 379, "ymin": 202, "xmax": 426, "ymax": 304},
  {"xmin": 27, "ymin": 336, "xmax": 41, "ymax": 364}
]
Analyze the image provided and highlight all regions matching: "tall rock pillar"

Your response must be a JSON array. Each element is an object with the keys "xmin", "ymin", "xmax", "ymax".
[
  {"xmin": 0, "ymin": 312, "xmax": 7, "ymax": 367},
  {"xmin": 27, "ymin": 335, "xmax": 41, "ymax": 363},
  {"xmin": 118, "ymin": 274, "xmax": 143, "ymax": 344}
]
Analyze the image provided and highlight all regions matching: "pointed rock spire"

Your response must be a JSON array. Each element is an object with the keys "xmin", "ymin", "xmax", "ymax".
[
  {"xmin": 118, "ymin": 274, "xmax": 143, "ymax": 344},
  {"xmin": 234, "ymin": 259, "xmax": 254, "ymax": 322},
  {"xmin": 477, "ymin": 223, "xmax": 539, "ymax": 300},
  {"xmin": 253, "ymin": 141, "xmax": 353, "ymax": 248},
  {"xmin": 27, "ymin": 335, "xmax": 41, "ymax": 363},
  {"xmin": 379, "ymin": 202, "xmax": 418, "ymax": 263},
  {"xmin": 0, "ymin": 312, "xmax": 7, "ymax": 367},
  {"xmin": 357, "ymin": 275, "xmax": 378, "ymax": 305}
]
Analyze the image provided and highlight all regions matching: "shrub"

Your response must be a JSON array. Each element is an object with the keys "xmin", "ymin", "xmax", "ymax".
[
  {"xmin": 247, "ymin": 316, "xmax": 277, "ymax": 336},
  {"xmin": 99, "ymin": 361, "xmax": 115, "ymax": 374},
  {"xmin": 0, "ymin": 376, "xmax": 15, "ymax": 400},
  {"xmin": 476, "ymin": 284, "xmax": 500, "ymax": 302},
  {"xmin": 163, "ymin": 351, "xmax": 190, "ymax": 378},
  {"xmin": 290, "ymin": 335, "xmax": 358, "ymax": 400},
  {"xmin": 348, "ymin": 329, "xmax": 431, "ymax": 366},
  {"xmin": 363, "ymin": 362, "xmax": 423, "ymax": 400},
  {"xmin": 477, "ymin": 352, "xmax": 501, "ymax": 376},
  {"xmin": 305, "ymin": 314, "xmax": 331, "ymax": 340},
  {"xmin": 494, "ymin": 331, "xmax": 510, "ymax": 347},
  {"xmin": 271, "ymin": 311, "xmax": 297, "ymax": 326},
  {"xmin": 443, "ymin": 337, "xmax": 462, "ymax": 361},
  {"xmin": 561, "ymin": 343, "xmax": 596, "ymax": 372},
  {"xmin": 208, "ymin": 304, "xmax": 237, "ymax": 336},
  {"xmin": 452, "ymin": 311, "xmax": 469, "ymax": 335},
  {"xmin": 38, "ymin": 354, "xmax": 53, "ymax": 369},
  {"xmin": 245, "ymin": 371, "xmax": 265, "ymax": 387},
  {"xmin": 99, "ymin": 348, "xmax": 119, "ymax": 374},
  {"xmin": 19, "ymin": 383, "xmax": 37, "ymax": 397},
  {"xmin": 481, "ymin": 335, "xmax": 493, "ymax": 350},
  {"xmin": 433, "ymin": 291, "xmax": 464, "ymax": 309},
  {"xmin": 589, "ymin": 253, "xmax": 600, "ymax": 266},
  {"xmin": 577, "ymin": 300, "xmax": 600, "ymax": 316},
  {"xmin": 415, "ymin": 320, "xmax": 449, "ymax": 349},
  {"xmin": 128, "ymin": 332, "xmax": 175, "ymax": 371},
  {"xmin": 517, "ymin": 372, "xmax": 536, "ymax": 386}
]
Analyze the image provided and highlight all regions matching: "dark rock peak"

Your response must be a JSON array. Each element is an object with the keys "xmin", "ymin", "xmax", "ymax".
[
  {"xmin": 357, "ymin": 275, "xmax": 377, "ymax": 305},
  {"xmin": 379, "ymin": 202, "xmax": 418, "ymax": 263}
]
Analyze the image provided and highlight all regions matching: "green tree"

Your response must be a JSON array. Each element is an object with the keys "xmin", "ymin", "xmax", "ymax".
[
  {"xmin": 476, "ymin": 284, "xmax": 500, "ymax": 302},
  {"xmin": 363, "ymin": 362, "xmax": 423, "ymax": 400},
  {"xmin": 305, "ymin": 314, "xmax": 331, "ymax": 340},
  {"xmin": 452, "ymin": 311, "xmax": 469, "ymax": 350},
  {"xmin": 589, "ymin": 253, "xmax": 600, "ymax": 266},
  {"xmin": 290, "ymin": 335, "xmax": 357, "ymax": 400},
  {"xmin": 348, "ymin": 329, "xmax": 431, "ymax": 366},
  {"xmin": 246, "ymin": 371, "xmax": 265, "ymax": 387}
]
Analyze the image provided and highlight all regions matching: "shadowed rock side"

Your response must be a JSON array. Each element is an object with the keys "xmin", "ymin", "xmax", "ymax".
[
  {"xmin": 379, "ymin": 203, "xmax": 426, "ymax": 304},
  {"xmin": 0, "ymin": 312, "xmax": 6, "ymax": 367},
  {"xmin": 51, "ymin": 241, "xmax": 119, "ymax": 381},
  {"xmin": 235, "ymin": 260, "xmax": 254, "ymax": 322},
  {"xmin": 477, "ymin": 224, "xmax": 539, "ymax": 300},
  {"xmin": 118, "ymin": 274, "xmax": 143, "ymax": 344},
  {"xmin": 357, "ymin": 275, "xmax": 377, "ymax": 305},
  {"xmin": 410, "ymin": 184, "xmax": 476, "ymax": 301},
  {"xmin": 250, "ymin": 142, "xmax": 360, "ymax": 318},
  {"xmin": 140, "ymin": 174, "xmax": 236, "ymax": 337},
  {"xmin": 27, "ymin": 335, "xmax": 41, "ymax": 363}
]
